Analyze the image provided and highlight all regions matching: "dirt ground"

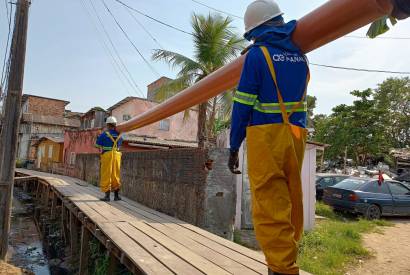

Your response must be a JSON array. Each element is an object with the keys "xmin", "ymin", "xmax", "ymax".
[
  {"xmin": 0, "ymin": 261, "xmax": 33, "ymax": 275},
  {"xmin": 350, "ymin": 218, "xmax": 410, "ymax": 275}
]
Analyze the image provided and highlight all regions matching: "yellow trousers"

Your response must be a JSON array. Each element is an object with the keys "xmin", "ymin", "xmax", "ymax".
[
  {"xmin": 100, "ymin": 150, "xmax": 122, "ymax": 193},
  {"xmin": 247, "ymin": 123, "xmax": 307, "ymax": 274}
]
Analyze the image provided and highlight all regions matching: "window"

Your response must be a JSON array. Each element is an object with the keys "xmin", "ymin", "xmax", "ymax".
[
  {"xmin": 22, "ymin": 102, "xmax": 29, "ymax": 113},
  {"xmin": 362, "ymin": 182, "xmax": 390, "ymax": 194},
  {"xmin": 123, "ymin": 114, "xmax": 131, "ymax": 121},
  {"xmin": 388, "ymin": 182, "xmax": 410, "ymax": 195},
  {"xmin": 48, "ymin": 145, "xmax": 53, "ymax": 158},
  {"xmin": 319, "ymin": 177, "xmax": 335, "ymax": 188},
  {"xmin": 159, "ymin": 119, "xmax": 170, "ymax": 131},
  {"xmin": 69, "ymin": 152, "xmax": 76, "ymax": 166},
  {"xmin": 90, "ymin": 119, "xmax": 95, "ymax": 128},
  {"xmin": 333, "ymin": 179, "xmax": 368, "ymax": 190}
]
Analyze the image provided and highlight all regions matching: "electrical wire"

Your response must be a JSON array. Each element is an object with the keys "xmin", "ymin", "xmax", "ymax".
[
  {"xmin": 310, "ymin": 63, "xmax": 410, "ymax": 75},
  {"xmin": 79, "ymin": 0, "xmax": 136, "ymax": 97},
  {"xmin": 100, "ymin": 0, "xmax": 160, "ymax": 77},
  {"xmin": 190, "ymin": 0, "xmax": 410, "ymax": 41},
  {"xmin": 1, "ymin": 1, "xmax": 13, "ymax": 88},
  {"xmin": 123, "ymin": 6, "xmax": 164, "ymax": 50},
  {"xmin": 344, "ymin": 35, "xmax": 410, "ymax": 40},
  {"xmin": 87, "ymin": 0, "xmax": 145, "ymax": 96},
  {"xmin": 117, "ymin": 1, "xmax": 410, "ymax": 75},
  {"xmin": 191, "ymin": 0, "xmax": 243, "ymax": 19},
  {"xmin": 113, "ymin": 0, "xmax": 192, "ymax": 35}
]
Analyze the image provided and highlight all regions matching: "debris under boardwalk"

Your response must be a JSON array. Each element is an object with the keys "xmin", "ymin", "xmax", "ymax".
[{"xmin": 16, "ymin": 169, "xmax": 291, "ymax": 275}]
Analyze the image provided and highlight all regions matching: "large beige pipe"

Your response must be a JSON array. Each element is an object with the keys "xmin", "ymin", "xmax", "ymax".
[{"xmin": 117, "ymin": 0, "xmax": 394, "ymax": 133}]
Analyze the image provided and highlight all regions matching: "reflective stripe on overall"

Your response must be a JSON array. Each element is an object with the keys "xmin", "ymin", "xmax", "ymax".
[
  {"xmin": 246, "ymin": 46, "xmax": 309, "ymax": 274},
  {"xmin": 100, "ymin": 131, "xmax": 122, "ymax": 193}
]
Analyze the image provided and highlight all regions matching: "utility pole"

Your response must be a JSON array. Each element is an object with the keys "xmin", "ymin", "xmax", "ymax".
[
  {"xmin": 0, "ymin": 0, "xmax": 30, "ymax": 260},
  {"xmin": 343, "ymin": 146, "xmax": 347, "ymax": 174}
]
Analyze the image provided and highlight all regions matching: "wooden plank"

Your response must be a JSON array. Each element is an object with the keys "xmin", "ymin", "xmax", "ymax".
[
  {"xmin": 17, "ymin": 170, "xmax": 268, "ymax": 274},
  {"xmin": 98, "ymin": 222, "xmax": 174, "ymax": 275},
  {"xmin": 118, "ymin": 206, "xmax": 261, "ymax": 274},
  {"xmin": 116, "ymin": 222, "xmax": 204, "ymax": 275},
  {"xmin": 71, "ymin": 194, "xmax": 230, "ymax": 275},
  {"xmin": 65, "ymin": 179, "xmax": 266, "ymax": 273},
  {"xmin": 79, "ymin": 225, "xmax": 91, "ymax": 275}
]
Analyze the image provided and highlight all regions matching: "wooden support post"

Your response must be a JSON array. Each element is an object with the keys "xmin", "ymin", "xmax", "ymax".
[
  {"xmin": 70, "ymin": 212, "xmax": 80, "ymax": 263},
  {"xmin": 43, "ymin": 185, "xmax": 50, "ymax": 207},
  {"xmin": 50, "ymin": 193, "xmax": 58, "ymax": 219},
  {"xmin": 0, "ymin": 0, "xmax": 30, "ymax": 259},
  {"xmin": 107, "ymin": 252, "xmax": 121, "ymax": 275},
  {"xmin": 35, "ymin": 181, "xmax": 41, "ymax": 200},
  {"xmin": 79, "ymin": 224, "xmax": 91, "ymax": 275},
  {"xmin": 61, "ymin": 203, "xmax": 69, "ymax": 244}
]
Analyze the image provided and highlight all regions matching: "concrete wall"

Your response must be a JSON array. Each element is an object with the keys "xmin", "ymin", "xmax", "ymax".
[
  {"xmin": 111, "ymin": 98, "xmax": 198, "ymax": 142},
  {"xmin": 73, "ymin": 148, "xmax": 236, "ymax": 239}
]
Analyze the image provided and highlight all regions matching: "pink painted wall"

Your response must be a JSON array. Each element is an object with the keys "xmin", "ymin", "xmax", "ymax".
[
  {"xmin": 63, "ymin": 128, "xmax": 101, "ymax": 164},
  {"xmin": 111, "ymin": 98, "xmax": 198, "ymax": 141}
]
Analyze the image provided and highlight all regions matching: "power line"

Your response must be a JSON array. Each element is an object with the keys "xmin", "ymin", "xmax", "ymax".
[
  {"xmin": 344, "ymin": 35, "xmax": 410, "ymax": 40},
  {"xmin": 189, "ymin": 0, "xmax": 410, "ymax": 40},
  {"xmin": 100, "ymin": 0, "xmax": 160, "ymax": 77},
  {"xmin": 4, "ymin": 0, "xmax": 9, "ymax": 20},
  {"xmin": 113, "ymin": 0, "xmax": 192, "ymax": 35},
  {"xmin": 1, "ymin": 1, "xmax": 13, "ymax": 88},
  {"xmin": 79, "ymin": 0, "xmax": 135, "ymax": 97},
  {"xmin": 191, "ymin": 0, "xmax": 243, "ymax": 19},
  {"xmin": 114, "ymin": 0, "xmax": 410, "ymax": 75},
  {"xmin": 87, "ymin": 0, "xmax": 145, "ymax": 96},
  {"xmin": 123, "ymin": 6, "xmax": 164, "ymax": 50},
  {"xmin": 310, "ymin": 63, "xmax": 410, "ymax": 75}
]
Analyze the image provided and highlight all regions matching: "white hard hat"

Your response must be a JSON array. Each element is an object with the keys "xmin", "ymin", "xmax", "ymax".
[
  {"xmin": 244, "ymin": 0, "xmax": 284, "ymax": 34},
  {"xmin": 106, "ymin": 116, "xmax": 117, "ymax": 125}
]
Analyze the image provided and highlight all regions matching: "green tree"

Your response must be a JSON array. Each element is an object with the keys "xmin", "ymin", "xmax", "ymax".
[
  {"xmin": 152, "ymin": 14, "xmax": 244, "ymax": 147},
  {"xmin": 373, "ymin": 77, "xmax": 410, "ymax": 148},
  {"xmin": 313, "ymin": 77, "xmax": 410, "ymax": 166},
  {"xmin": 306, "ymin": 95, "xmax": 317, "ymax": 128}
]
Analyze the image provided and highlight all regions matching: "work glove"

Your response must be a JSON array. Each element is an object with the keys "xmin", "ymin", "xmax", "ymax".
[{"xmin": 228, "ymin": 150, "xmax": 241, "ymax": 174}]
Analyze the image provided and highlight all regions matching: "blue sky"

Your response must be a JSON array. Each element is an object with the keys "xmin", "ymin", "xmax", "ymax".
[{"xmin": 1, "ymin": 0, "xmax": 409, "ymax": 114}]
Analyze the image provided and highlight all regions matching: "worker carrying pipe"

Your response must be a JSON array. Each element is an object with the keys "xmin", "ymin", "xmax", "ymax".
[
  {"xmin": 228, "ymin": 0, "xmax": 407, "ymax": 274},
  {"xmin": 95, "ymin": 116, "xmax": 123, "ymax": 201},
  {"xmin": 229, "ymin": 1, "xmax": 309, "ymax": 274}
]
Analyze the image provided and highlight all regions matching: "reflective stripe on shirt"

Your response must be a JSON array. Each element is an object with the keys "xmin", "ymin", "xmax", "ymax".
[
  {"xmin": 233, "ymin": 91, "xmax": 257, "ymax": 106},
  {"xmin": 253, "ymin": 100, "xmax": 307, "ymax": 113}
]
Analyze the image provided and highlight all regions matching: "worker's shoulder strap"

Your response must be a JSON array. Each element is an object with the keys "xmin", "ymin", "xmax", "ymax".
[
  {"xmin": 259, "ymin": 46, "xmax": 310, "ymax": 123},
  {"xmin": 105, "ymin": 131, "xmax": 121, "ymax": 146}
]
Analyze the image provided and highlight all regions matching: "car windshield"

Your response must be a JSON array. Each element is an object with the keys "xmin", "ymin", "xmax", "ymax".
[{"xmin": 333, "ymin": 178, "xmax": 368, "ymax": 190}]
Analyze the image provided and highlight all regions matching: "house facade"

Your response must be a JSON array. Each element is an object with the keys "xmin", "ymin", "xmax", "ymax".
[
  {"xmin": 17, "ymin": 94, "xmax": 80, "ymax": 162},
  {"xmin": 108, "ymin": 96, "xmax": 198, "ymax": 142}
]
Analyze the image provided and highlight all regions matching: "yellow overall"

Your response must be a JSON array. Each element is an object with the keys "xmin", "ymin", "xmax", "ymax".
[
  {"xmin": 100, "ymin": 132, "xmax": 122, "ymax": 193},
  {"xmin": 246, "ymin": 46, "xmax": 309, "ymax": 274}
]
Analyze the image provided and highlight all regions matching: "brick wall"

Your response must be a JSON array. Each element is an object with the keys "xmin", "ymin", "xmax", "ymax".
[
  {"xmin": 73, "ymin": 148, "xmax": 236, "ymax": 238},
  {"xmin": 28, "ymin": 96, "xmax": 66, "ymax": 117}
]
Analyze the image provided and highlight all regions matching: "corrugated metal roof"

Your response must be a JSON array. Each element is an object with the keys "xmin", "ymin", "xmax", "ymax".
[{"xmin": 123, "ymin": 134, "xmax": 197, "ymax": 148}]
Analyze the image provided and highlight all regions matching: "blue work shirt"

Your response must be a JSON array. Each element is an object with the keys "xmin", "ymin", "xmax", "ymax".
[
  {"xmin": 230, "ymin": 21, "xmax": 309, "ymax": 151},
  {"xmin": 95, "ymin": 129, "xmax": 123, "ymax": 153}
]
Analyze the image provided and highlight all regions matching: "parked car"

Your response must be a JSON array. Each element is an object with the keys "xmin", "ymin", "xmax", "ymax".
[
  {"xmin": 316, "ymin": 173, "xmax": 350, "ymax": 200},
  {"xmin": 323, "ymin": 178, "xmax": 410, "ymax": 219},
  {"xmin": 394, "ymin": 172, "xmax": 410, "ymax": 184}
]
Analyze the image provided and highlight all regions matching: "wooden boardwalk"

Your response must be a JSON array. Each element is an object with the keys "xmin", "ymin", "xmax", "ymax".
[{"xmin": 15, "ymin": 169, "xmax": 269, "ymax": 275}]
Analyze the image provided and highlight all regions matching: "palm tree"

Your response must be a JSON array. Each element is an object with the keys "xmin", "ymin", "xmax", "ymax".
[{"xmin": 152, "ymin": 13, "xmax": 245, "ymax": 148}]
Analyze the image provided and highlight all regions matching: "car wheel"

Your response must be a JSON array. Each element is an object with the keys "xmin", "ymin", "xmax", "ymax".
[{"xmin": 365, "ymin": 204, "xmax": 381, "ymax": 220}]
